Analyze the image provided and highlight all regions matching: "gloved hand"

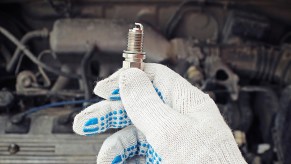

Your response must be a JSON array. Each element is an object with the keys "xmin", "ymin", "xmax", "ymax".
[{"xmin": 73, "ymin": 63, "xmax": 246, "ymax": 164}]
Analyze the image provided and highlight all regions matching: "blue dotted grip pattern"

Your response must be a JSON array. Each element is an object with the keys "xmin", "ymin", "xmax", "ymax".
[
  {"xmin": 83, "ymin": 86, "xmax": 164, "ymax": 163},
  {"xmin": 83, "ymin": 108, "xmax": 132, "ymax": 136},
  {"xmin": 111, "ymin": 142, "xmax": 162, "ymax": 164}
]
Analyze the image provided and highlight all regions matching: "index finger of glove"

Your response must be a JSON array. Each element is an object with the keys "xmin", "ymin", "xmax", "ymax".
[
  {"xmin": 94, "ymin": 63, "xmax": 210, "ymax": 114},
  {"xmin": 94, "ymin": 63, "xmax": 179, "ymax": 104},
  {"xmin": 73, "ymin": 100, "xmax": 132, "ymax": 136}
]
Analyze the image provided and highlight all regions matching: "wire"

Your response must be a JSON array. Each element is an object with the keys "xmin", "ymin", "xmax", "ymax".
[
  {"xmin": 0, "ymin": 26, "xmax": 81, "ymax": 79},
  {"xmin": 23, "ymin": 98, "xmax": 98, "ymax": 116},
  {"xmin": 11, "ymin": 98, "xmax": 99, "ymax": 124},
  {"xmin": 16, "ymin": 89, "xmax": 85, "ymax": 97}
]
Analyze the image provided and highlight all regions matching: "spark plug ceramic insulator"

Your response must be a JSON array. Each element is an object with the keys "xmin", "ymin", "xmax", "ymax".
[{"xmin": 123, "ymin": 23, "xmax": 146, "ymax": 70}]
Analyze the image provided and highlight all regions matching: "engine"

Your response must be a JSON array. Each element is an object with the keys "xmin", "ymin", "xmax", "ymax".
[{"xmin": 0, "ymin": 0, "xmax": 291, "ymax": 163}]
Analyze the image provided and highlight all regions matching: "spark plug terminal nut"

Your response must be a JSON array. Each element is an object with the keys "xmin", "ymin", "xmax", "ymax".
[{"xmin": 123, "ymin": 23, "xmax": 146, "ymax": 70}]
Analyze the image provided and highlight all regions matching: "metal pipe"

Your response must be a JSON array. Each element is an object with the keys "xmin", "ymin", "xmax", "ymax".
[
  {"xmin": 6, "ymin": 29, "xmax": 49, "ymax": 72},
  {"xmin": 50, "ymin": 65, "xmax": 71, "ymax": 92},
  {"xmin": 0, "ymin": 26, "xmax": 81, "ymax": 79},
  {"xmin": 80, "ymin": 47, "xmax": 95, "ymax": 100}
]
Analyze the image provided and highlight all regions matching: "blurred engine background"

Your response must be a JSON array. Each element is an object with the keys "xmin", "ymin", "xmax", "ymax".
[{"xmin": 0, "ymin": 0, "xmax": 291, "ymax": 163}]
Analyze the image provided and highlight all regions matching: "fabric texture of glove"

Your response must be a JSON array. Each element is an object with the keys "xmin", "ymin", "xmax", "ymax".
[{"xmin": 73, "ymin": 63, "xmax": 246, "ymax": 164}]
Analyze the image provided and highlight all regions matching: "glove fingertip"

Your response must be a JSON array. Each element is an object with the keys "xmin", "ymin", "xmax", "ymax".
[
  {"xmin": 94, "ymin": 69, "xmax": 123, "ymax": 99},
  {"xmin": 94, "ymin": 79, "xmax": 110, "ymax": 99}
]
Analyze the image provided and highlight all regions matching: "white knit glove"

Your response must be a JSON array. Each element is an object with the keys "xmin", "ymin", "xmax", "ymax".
[{"xmin": 73, "ymin": 63, "xmax": 246, "ymax": 164}]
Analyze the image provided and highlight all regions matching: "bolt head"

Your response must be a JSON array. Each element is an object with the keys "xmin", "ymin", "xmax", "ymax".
[
  {"xmin": 8, "ymin": 144, "xmax": 20, "ymax": 154},
  {"xmin": 22, "ymin": 77, "xmax": 32, "ymax": 87}
]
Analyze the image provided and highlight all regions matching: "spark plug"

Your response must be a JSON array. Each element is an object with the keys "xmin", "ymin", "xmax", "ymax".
[{"xmin": 123, "ymin": 23, "xmax": 146, "ymax": 70}]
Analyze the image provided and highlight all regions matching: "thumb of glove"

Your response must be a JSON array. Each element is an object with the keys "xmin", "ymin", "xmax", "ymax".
[{"xmin": 119, "ymin": 68, "xmax": 186, "ymax": 138}]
